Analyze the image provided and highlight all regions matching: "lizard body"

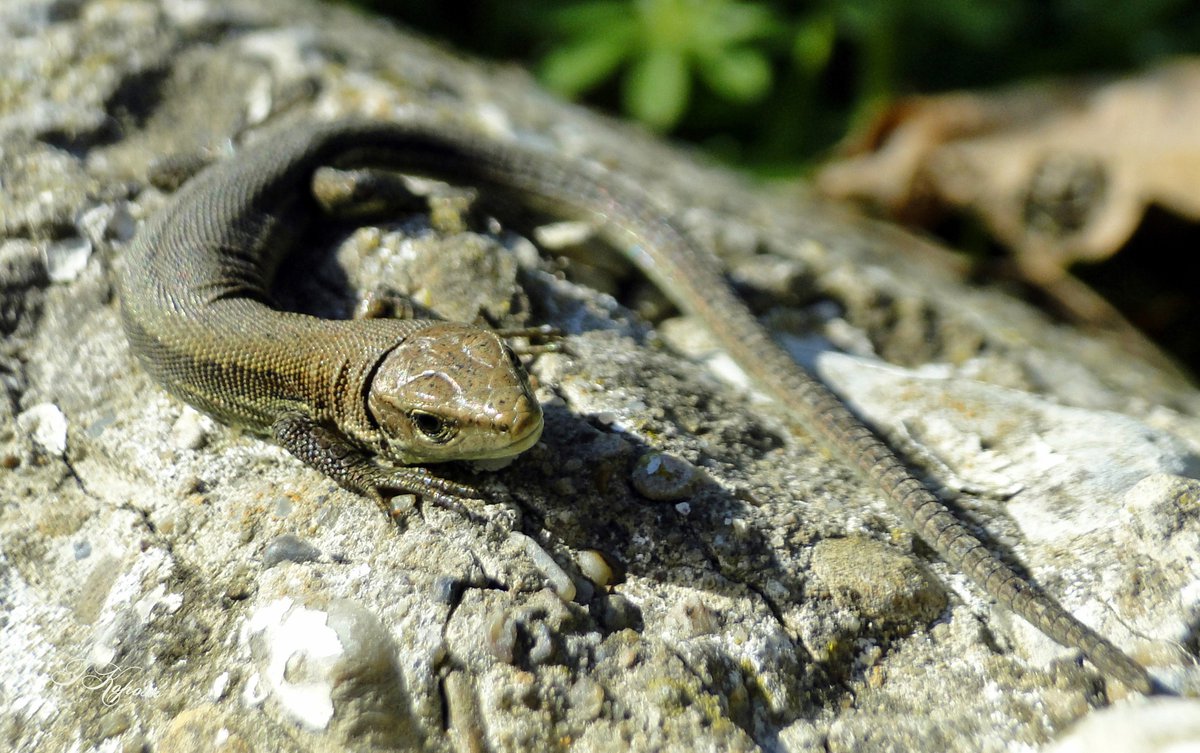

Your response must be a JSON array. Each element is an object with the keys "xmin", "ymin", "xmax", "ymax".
[
  {"xmin": 119, "ymin": 123, "xmax": 544, "ymax": 507},
  {"xmin": 118, "ymin": 118, "xmax": 1152, "ymax": 692}
]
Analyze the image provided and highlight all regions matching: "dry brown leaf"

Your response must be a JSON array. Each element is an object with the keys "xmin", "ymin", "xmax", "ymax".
[{"xmin": 817, "ymin": 59, "xmax": 1200, "ymax": 285}]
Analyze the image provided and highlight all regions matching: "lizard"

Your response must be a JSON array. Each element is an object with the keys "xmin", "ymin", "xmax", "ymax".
[{"xmin": 117, "ymin": 117, "xmax": 1154, "ymax": 693}]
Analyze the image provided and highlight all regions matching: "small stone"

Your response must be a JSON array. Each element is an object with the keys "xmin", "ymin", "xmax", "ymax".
[
  {"xmin": 175, "ymin": 475, "xmax": 205, "ymax": 496},
  {"xmin": 527, "ymin": 621, "xmax": 557, "ymax": 665},
  {"xmin": 150, "ymin": 507, "xmax": 180, "ymax": 536},
  {"xmin": 323, "ymin": 599, "xmax": 421, "ymax": 741},
  {"xmin": 170, "ymin": 407, "xmax": 211, "ymax": 450},
  {"xmin": 487, "ymin": 611, "xmax": 518, "ymax": 664},
  {"xmin": 106, "ymin": 203, "xmax": 137, "ymax": 242},
  {"xmin": 573, "ymin": 577, "xmax": 595, "ymax": 605},
  {"xmin": 510, "ymin": 531, "xmax": 576, "ymax": 602},
  {"xmin": 569, "ymin": 677, "xmax": 606, "ymax": 721},
  {"xmin": 17, "ymin": 403, "xmax": 68, "ymax": 456},
  {"xmin": 224, "ymin": 566, "xmax": 256, "ymax": 601},
  {"xmin": 44, "ymin": 236, "xmax": 91, "ymax": 283},
  {"xmin": 728, "ymin": 254, "xmax": 814, "ymax": 308},
  {"xmin": 577, "ymin": 549, "xmax": 621, "ymax": 588},
  {"xmin": 121, "ymin": 733, "xmax": 149, "ymax": 753},
  {"xmin": 78, "ymin": 202, "xmax": 136, "ymax": 246},
  {"xmin": 631, "ymin": 451, "xmax": 701, "ymax": 501},
  {"xmin": 77, "ymin": 205, "xmax": 112, "ymax": 246},
  {"xmin": 261, "ymin": 534, "xmax": 321, "ymax": 568},
  {"xmin": 273, "ymin": 496, "xmax": 294, "ymax": 517},
  {"xmin": 443, "ymin": 671, "xmax": 488, "ymax": 750},
  {"xmin": 84, "ymin": 414, "xmax": 116, "ymax": 439},
  {"xmin": 209, "ymin": 671, "xmax": 232, "ymax": 702},
  {"xmin": 96, "ymin": 709, "xmax": 131, "ymax": 739},
  {"xmin": 242, "ymin": 673, "xmax": 268, "ymax": 707},
  {"xmin": 810, "ymin": 536, "xmax": 948, "ymax": 633},
  {"xmin": 432, "ymin": 576, "xmax": 462, "ymax": 605}
]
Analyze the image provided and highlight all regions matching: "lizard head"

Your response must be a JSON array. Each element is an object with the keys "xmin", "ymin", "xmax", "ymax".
[{"xmin": 366, "ymin": 323, "xmax": 543, "ymax": 464}]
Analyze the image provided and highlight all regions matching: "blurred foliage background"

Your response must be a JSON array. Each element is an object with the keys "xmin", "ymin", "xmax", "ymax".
[
  {"xmin": 336, "ymin": 0, "xmax": 1200, "ymax": 375},
  {"xmin": 341, "ymin": 0, "xmax": 1200, "ymax": 176}
]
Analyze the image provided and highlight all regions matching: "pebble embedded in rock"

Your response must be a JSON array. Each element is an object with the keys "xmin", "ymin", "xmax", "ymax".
[
  {"xmin": 809, "ymin": 536, "xmax": 948, "ymax": 633},
  {"xmin": 527, "ymin": 621, "xmax": 557, "ymax": 665},
  {"xmin": 170, "ymin": 407, "xmax": 212, "ymax": 451},
  {"xmin": 487, "ymin": 611, "xmax": 518, "ymax": 664},
  {"xmin": 243, "ymin": 597, "xmax": 420, "ymax": 740},
  {"xmin": 569, "ymin": 677, "xmax": 607, "ymax": 721},
  {"xmin": 432, "ymin": 575, "xmax": 462, "ymax": 605},
  {"xmin": 261, "ymin": 534, "xmax": 322, "ymax": 568},
  {"xmin": 631, "ymin": 451, "xmax": 701, "ymax": 501},
  {"xmin": 577, "ymin": 549, "xmax": 622, "ymax": 588},
  {"xmin": 17, "ymin": 403, "xmax": 68, "ymax": 457},
  {"xmin": 209, "ymin": 671, "xmax": 231, "ymax": 703},
  {"xmin": 44, "ymin": 236, "xmax": 91, "ymax": 283},
  {"xmin": 510, "ymin": 531, "xmax": 577, "ymax": 602}
]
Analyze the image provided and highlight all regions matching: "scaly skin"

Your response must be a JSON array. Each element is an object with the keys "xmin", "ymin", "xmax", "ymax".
[
  {"xmin": 118, "ymin": 119, "xmax": 1152, "ymax": 692},
  {"xmin": 119, "ymin": 123, "xmax": 543, "ymax": 510}
]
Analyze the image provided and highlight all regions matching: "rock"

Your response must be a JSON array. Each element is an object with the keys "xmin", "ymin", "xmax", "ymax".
[
  {"xmin": 1044, "ymin": 698, "xmax": 1200, "ymax": 753},
  {"xmin": 1, "ymin": 1, "xmax": 1198, "ymax": 752},
  {"xmin": 16, "ymin": 402, "xmax": 68, "ymax": 457}
]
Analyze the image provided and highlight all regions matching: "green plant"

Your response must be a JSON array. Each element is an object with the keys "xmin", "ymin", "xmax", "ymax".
[
  {"xmin": 538, "ymin": 0, "xmax": 782, "ymax": 130},
  {"xmin": 342, "ymin": 0, "xmax": 1200, "ymax": 172}
]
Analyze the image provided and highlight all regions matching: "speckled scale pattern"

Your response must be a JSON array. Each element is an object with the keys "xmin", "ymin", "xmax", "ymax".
[{"xmin": 118, "ymin": 119, "xmax": 1151, "ymax": 691}]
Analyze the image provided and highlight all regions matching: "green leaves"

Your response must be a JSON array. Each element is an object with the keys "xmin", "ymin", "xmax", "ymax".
[
  {"xmin": 540, "ymin": 34, "xmax": 633, "ymax": 97},
  {"xmin": 791, "ymin": 11, "xmax": 835, "ymax": 75},
  {"xmin": 626, "ymin": 48, "xmax": 690, "ymax": 129},
  {"xmin": 539, "ymin": 0, "xmax": 778, "ymax": 130},
  {"xmin": 378, "ymin": 0, "xmax": 1200, "ymax": 172},
  {"xmin": 697, "ymin": 47, "xmax": 772, "ymax": 103}
]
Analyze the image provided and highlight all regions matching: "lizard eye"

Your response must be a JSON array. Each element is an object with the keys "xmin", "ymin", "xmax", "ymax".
[{"xmin": 410, "ymin": 410, "xmax": 455, "ymax": 443}]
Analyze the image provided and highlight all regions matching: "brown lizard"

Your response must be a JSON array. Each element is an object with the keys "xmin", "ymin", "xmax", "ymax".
[{"xmin": 118, "ymin": 118, "xmax": 1154, "ymax": 692}]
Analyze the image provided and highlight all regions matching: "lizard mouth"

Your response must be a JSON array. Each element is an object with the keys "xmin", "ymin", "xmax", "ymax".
[
  {"xmin": 508, "ymin": 411, "xmax": 544, "ymax": 453},
  {"xmin": 464, "ymin": 411, "xmax": 543, "ymax": 470},
  {"xmin": 476, "ymin": 408, "xmax": 544, "ymax": 460}
]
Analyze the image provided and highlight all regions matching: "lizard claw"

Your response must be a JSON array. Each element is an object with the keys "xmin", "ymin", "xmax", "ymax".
[{"xmin": 366, "ymin": 465, "xmax": 487, "ymax": 524}]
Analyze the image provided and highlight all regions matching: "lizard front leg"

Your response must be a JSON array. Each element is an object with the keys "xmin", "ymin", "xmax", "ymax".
[{"xmin": 271, "ymin": 410, "xmax": 482, "ymax": 518}]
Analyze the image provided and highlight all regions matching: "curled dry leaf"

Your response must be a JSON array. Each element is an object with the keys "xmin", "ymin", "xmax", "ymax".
[{"xmin": 817, "ymin": 59, "xmax": 1200, "ymax": 286}]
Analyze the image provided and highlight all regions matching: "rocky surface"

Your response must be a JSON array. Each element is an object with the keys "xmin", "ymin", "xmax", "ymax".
[{"xmin": 1, "ymin": 1, "xmax": 1199, "ymax": 751}]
